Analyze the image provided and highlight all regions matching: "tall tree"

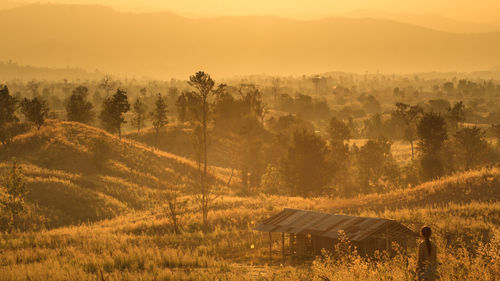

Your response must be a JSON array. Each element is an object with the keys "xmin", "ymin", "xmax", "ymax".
[
  {"xmin": 271, "ymin": 77, "xmax": 280, "ymax": 107},
  {"xmin": 356, "ymin": 138, "xmax": 393, "ymax": 192},
  {"xmin": 417, "ymin": 112, "xmax": 448, "ymax": 180},
  {"xmin": 131, "ymin": 97, "xmax": 147, "ymax": 132},
  {"xmin": 175, "ymin": 92, "xmax": 188, "ymax": 123},
  {"xmin": 326, "ymin": 117, "xmax": 351, "ymax": 192},
  {"xmin": 20, "ymin": 97, "xmax": 49, "ymax": 130},
  {"xmin": 239, "ymin": 84, "xmax": 264, "ymax": 120},
  {"xmin": 98, "ymin": 75, "xmax": 115, "ymax": 97},
  {"xmin": 186, "ymin": 71, "xmax": 223, "ymax": 231},
  {"xmin": 454, "ymin": 127, "xmax": 488, "ymax": 170},
  {"xmin": 392, "ymin": 103, "xmax": 423, "ymax": 160},
  {"xmin": 0, "ymin": 85, "xmax": 18, "ymax": 146},
  {"xmin": 236, "ymin": 116, "xmax": 264, "ymax": 191},
  {"xmin": 65, "ymin": 86, "xmax": 94, "ymax": 124},
  {"xmin": 448, "ymin": 101, "xmax": 466, "ymax": 132},
  {"xmin": 281, "ymin": 130, "xmax": 330, "ymax": 197},
  {"xmin": 26, "ymin": 80, "xmax": 40, "ymax": 97},
  {"xmin": 150, "ymin": 93, "xmax": 169, "ymax": 147},
  {"xmin": 99, "ymin": 89, "xmax": 130, "ymax": 139}
]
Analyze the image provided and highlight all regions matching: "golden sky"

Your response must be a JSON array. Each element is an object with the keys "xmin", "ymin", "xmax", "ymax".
[{"xmin": 11, "ymin": 0, "xmax": 500, "ymax": 22}]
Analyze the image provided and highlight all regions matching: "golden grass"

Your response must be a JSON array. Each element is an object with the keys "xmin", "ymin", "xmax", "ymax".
[
  {"xmin": 0, "ymin": 120, "xmax": 234, "ymax": 228},
  {"xmin": 0, "ymin": 120, "xmax": 498, "ymax": 280}
]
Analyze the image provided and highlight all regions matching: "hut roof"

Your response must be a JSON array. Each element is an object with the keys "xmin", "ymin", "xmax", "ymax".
[{"xmin": 254, "ymin": 208, "xmax": 417, "ymax": 242}]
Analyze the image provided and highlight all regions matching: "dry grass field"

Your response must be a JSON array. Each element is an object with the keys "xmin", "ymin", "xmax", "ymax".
[{"xmin": 0, "ymin": 121, "xmax": 498, "ymax": 280}]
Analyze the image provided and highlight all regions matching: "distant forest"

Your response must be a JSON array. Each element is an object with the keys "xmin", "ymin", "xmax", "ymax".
[{"xmin": 2, "ymin": 71, "xmax": 500, "ymax": 199}]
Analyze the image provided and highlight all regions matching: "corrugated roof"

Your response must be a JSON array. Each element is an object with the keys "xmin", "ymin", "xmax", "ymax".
[{"xmin": 254, "ymin": 208, "xmax": 417, "ymax": 241}]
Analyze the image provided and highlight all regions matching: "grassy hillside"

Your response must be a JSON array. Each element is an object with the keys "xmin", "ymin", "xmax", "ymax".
[
  {"xmin": 125, "ymin": 125, "xmax": 237, "ymax": 169},
  {"xmin": 0, "ymin": 160, "xmax": 498, "ymax": 280},
  {"xmin": 0, "ymin": 120, "xmax": 233, "ymax": 228}
]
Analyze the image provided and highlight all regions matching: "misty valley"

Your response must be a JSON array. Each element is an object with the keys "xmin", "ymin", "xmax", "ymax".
[{"xmin": 0, "ymin": 2, "xmax": 500, "ymax": 281}]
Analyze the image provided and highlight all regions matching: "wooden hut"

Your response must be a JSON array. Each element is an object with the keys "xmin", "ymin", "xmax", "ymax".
[{"xmin": 254, "ymin": 208, "xmax": 417, "ymax": 259}]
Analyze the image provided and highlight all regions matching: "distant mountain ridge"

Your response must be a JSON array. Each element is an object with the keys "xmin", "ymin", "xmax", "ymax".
[
  {"xmin": 1, "ymin": 4, "xmax": 499, "ymax": 78},
  {"xmin": 342, "ymin": 10, "xmax": 500, "ymax": 33},
  {"xmin": 0, "ymin": 61, "xmax": 102, "ymax": 81}
]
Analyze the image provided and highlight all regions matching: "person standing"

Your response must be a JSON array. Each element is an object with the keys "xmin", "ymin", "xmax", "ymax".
[{"xmin": 417, "ymin": 226, "xmax": 438, "ymax": 281}]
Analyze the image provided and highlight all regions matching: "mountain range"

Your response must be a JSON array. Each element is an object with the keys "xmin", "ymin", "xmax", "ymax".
[{"xmin": 1, "ymin": 4, "xmax": 499, "ymax": 78}]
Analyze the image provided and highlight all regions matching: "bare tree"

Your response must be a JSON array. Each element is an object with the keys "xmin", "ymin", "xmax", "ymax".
[
  {"xmin": 131, "ymin": 97, "xmax": 147, "ymax": 132},
  {"xmin": 271, "ymin": 77, "xmax": 280, "ymax": 107},
  {"xmin": 392, "ymin": 103, "xmax": 423, "ymax": 160},
  {"xmin": 160, "ymin": 175, "xmax": 189, "ymax": 234},
  {"xmin": 26, "ymin": 80, "xmax": 40, "ymax": 97},
  {"xmin": 99, "ymin": 75, "xmax": 115, "ymax": 97},
  {"xmin": 186, "ymin": 71, "xmax": 224, "ymax": 231}
]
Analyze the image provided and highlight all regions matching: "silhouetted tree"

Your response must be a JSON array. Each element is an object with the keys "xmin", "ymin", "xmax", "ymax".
[
  {"xmin": 417, "ymin": 112, "xmax": 448, "ymax": 180},
  {"xmin": 99, "ymin": 75, "xmax": 115, "ymax": 96},
  {"xmin": 20, "ymin": 97, "xmax": 49, "ymax": 130},
  {"xmin": 0, "ymin": 85, "xmax": 19, "ymax": 146},
  {"xmin": 236, "ymin": 116, "xmax": 264, "ymax": 192},
  {"xmin": 239, "ymin": 84, "xmax": 264, "ymax": 120},
  {"xmin": 392, "ymin": 103, "xmax": 423, "ymax": 160},
  {"xmin": 427, "ymin": 99, "xmax": 451, "ymax": 114},
  {"xmin": 131, "ymin": 97, "xmax": 147, "ymax": 132},
  {"xmin": 363, "ymin": 114, "xmax": 384, "ymax": 138},
  {"xmin": 359, "ymin": 94, "xmax": 381, "ymax": 114},
  {"xmin": 281, "ymin": 130, "xmax": 330, "ymax": 197},
  {"xmin": 326, "ymin": 117, "xmax": 351, "ymax": 192},
  {"xmin": 99, "ymin": 89, "xmax": 130, "ymax": 138},
  {"xmin": 448, "ymin": 101, "xmax": 466, "ymax": 132},
  {"xmin": 187, "ymin": 71, "xmax": 224, "ymax": 231},
  {"xmin": 443, "ymin": 82, "xmax": 454, "ymax": 95},
  {"xmin": 356, "ymin": 138, "xmax": 398, "ymax": 193},
  {"xmin": 271, "ymin": 77, "xmax": 280, "ymax": 106},
  {"xmin": 26, "ymin": 80, "xmax": 40, "ymax": 97},
  {"xmin": 175, "ymin": 93, "xmax": 188, "ymax": 123},
  {"xmin": 150, "ymin": 93, "xmax": 169, "ymax": 147},
  {"xmin": 454, "ymin": 127, "xmax": 488, "ymax": 170},
  {"xmin": 65, "ymin": 86, "xmax": 94, "ymax": 124}
]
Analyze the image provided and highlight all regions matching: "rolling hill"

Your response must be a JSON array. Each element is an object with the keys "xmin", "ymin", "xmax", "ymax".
[
  {"xmin": 0, "ymin": 119, "xmax": 497, "ymax": 279},
  {"xmin": 0, "ymin": 157, "xmax": 497, "ymax": 280},
  {"xmin": 342, "ymin": 10, "xmax": 500, "ymax": 33},
  {"xmin": 0, "ymin": 120, "xmax": 233, "ymax": 228},
  {"xmin": 1, "ymin": 4, "xmax": 500, "ymax": 78},
  {"xmin": 124, "ymin": 125, "xmax": 237, "ymax": 169}
]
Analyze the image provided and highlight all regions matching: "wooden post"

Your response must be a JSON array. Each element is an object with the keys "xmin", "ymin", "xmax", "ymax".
[
  {"xmin": 269, "ymin": 232, "xmax": 272, "ymax": 264},
  {"xmin": 282, "ymin": 232, "xmax": 285, "ymax": 260}
]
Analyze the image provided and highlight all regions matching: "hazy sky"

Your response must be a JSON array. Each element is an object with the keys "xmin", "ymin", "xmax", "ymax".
[{"xmin": 9, "ymin": 0, "xmax": 500, "ymax": 22}]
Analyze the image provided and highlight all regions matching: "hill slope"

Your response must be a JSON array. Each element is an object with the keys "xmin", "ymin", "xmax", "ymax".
[
  {"xmin": 0, "ymin": 120, "xmax": 232, "ymax": 227},
  {"xmin": 1, "ymin": 4, "xmax": 500, "ymax": 78}
]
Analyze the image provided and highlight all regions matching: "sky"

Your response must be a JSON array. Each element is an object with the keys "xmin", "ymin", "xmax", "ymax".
[{"xmin": 6, "ymin": 0, "xmax": 500, "ymax": 22}]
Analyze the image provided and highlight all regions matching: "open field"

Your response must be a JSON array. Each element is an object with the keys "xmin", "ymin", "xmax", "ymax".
[
  {"xmin": 0, "ymin": 140, "xmax": 499, "ymax": 280},
  {"xmin": 0, "ymin": 120, "xmax": 498, "ymax": 280}
]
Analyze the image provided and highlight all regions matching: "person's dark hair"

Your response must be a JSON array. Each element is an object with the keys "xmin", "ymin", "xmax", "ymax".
[{"xmin": 421, "ymin": 226, "xmax": 432, "ymax": 255}]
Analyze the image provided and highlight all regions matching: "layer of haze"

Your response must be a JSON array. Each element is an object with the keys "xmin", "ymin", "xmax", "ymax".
[
  {"xmin": 0, "ymin": 1, "xmax": 499, "ymax": 78},
  {"xmin": 4, "ymin": 0, "xmax": 500, "ymax": 22}
]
